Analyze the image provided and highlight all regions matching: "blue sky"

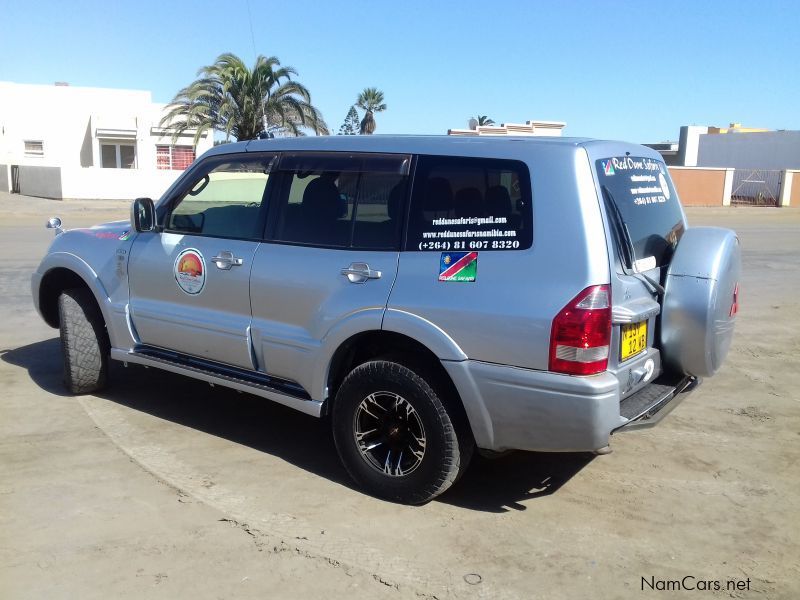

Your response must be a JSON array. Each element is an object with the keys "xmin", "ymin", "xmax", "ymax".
[{"xmin": 1, "ymin": 0, "xmax": 797, "ymax": 142}]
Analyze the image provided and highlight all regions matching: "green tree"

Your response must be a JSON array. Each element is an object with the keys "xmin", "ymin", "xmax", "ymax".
[
  {"xmin": 160, "ymin": 52, "xmax": 328, "ymax": 143},
  {"xmin": 338, "ymin": 105, "xmax": 360, "ymax": 135},
  {"xmin": 356, "ymin": 87, "xmax": 386, "ymax": 135},
  {"xmin": 474, "ymin": 115, "xmax": 495, "ymax": 127}
]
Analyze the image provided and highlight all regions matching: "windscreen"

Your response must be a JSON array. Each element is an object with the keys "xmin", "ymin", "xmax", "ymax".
[{"xmin": 595, "ymin": 156, "xmax": 684, "ymax": 268}]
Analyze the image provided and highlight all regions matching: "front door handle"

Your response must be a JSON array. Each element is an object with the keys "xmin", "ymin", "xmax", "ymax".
[
  {"xmin": 341, "ymin": 262, "xmax": 382, "ymax": 284},
  {"xmin": 212, "ymin": 250, "xmax": 244, "ymax": 270}
]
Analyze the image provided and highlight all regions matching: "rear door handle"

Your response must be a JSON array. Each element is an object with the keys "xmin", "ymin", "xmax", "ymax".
[
  {"xmin": 341, "ymin": 262, "xmax": 382, "ymax": 284},
  {"xmin": 212, "ymin": 250, "xmax": 244, "ymax": 270}
]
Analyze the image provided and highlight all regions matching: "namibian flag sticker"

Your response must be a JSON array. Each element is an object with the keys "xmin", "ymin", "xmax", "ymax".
[
  {"xmin": 602, "ymin": 160, "xmax": 615, "ymax": 176},
  {"xmin": 439, "ymin": 252, "xmax": 478, "ymax": 282}
]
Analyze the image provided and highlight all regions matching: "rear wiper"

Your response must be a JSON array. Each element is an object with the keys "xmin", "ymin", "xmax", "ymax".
[
  {"xmin": 601, "ymin": 186, "xmax": 635, "ymax": 269},
  {"xmin": 601, "ymin": 186, "xmax": 665, "ymax": 298}
]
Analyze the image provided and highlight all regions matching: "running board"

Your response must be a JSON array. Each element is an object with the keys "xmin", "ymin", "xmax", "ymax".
[
  {"xmin": 109, "ymin": 347, "xmax": 323, "ymax": 418},
  {"xmin": 613, "ymin": 375, "xmax": 699, "ymax": 432}
]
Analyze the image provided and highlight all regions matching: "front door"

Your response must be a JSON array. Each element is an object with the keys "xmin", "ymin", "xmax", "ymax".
[
  {"xmin": 128, "ymin": 152, "xmax": 277, "ymax": 369},
  {"xmin": 249, "ymin": 151, "xmax": 411, "ymax": 396}
]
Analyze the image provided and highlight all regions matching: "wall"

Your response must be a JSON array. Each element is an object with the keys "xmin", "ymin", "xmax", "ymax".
[
  {"xmin": 18, "ymin": 165, "xmax": 63, "ymax": 199},
  {"xmin": 677, "ymin": 126, "xmax": 709, "ymax": 167},
  {"xmin": 0, "ymin": 81, "xmax": 212, "ymax": 199},
  {"xmin": 0, "ymin": 164, "xmax": 8, "ymax": 192},
  {"xmin": 697, "ymin": 131, "xmax": 800, "ymax": 170},
  {"xmin": 0, "ymin": 82, "xmax": 152, "ymax": 169},
  {"xmin": 59, "ymin": 167, "xmax": 181, "ymax": 200},
  {"xmin": 791, "ymin": 171, "xmax": 800, "ymax": 207},
  {"xmin": 669, "ymin": 167, "xmax": 728, "ymax": 206}
]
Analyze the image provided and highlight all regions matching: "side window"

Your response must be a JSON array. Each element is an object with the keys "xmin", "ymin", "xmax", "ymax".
[
  {"xmin": 406, "ymin": 155, "xmax": 533, "ymax": 251},
  {"xmin": 271, "ymin": 152, "xmax": 410, "ymax": 249},
  {"xmin": 167, "ymin": 154, "xmax": 276, "ymax": 240}
]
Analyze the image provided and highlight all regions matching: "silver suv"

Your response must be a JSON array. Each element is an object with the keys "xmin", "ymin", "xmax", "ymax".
[{"xmin": 32, "ymin": 136, "xmax": 740, "ymax": 503}]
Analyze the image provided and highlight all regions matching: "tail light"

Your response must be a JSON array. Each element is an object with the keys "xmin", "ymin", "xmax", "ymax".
[{"xmin": 549, "ymin": 285, "xmax": 611, "ymax": 376}]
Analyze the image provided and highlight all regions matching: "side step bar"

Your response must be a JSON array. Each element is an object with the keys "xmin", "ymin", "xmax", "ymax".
[
  {"xmin": 109, "ymin": 346, "xmax": 324, "ymax": 418},
  {"xmin": 613, "ymin": 375, "xmax": 699, "ymax": 432}
]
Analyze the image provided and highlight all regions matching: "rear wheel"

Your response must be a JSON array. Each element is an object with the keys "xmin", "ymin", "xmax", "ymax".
[
  {"xmin": 58, "ymin": 288, "xmax": 109, "ymax": 394},
  {"xmin": 332, "ymin": 360, "xmax": 469, "ymax": 504}
]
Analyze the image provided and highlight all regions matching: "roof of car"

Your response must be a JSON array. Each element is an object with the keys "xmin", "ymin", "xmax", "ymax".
[
  {"xmin": 201, "ymin": 134, "xmax": 656, "ymax": 162},
  {"xmin": 245, "ymin": 134, "xmax": 595, "ymax": 152}
]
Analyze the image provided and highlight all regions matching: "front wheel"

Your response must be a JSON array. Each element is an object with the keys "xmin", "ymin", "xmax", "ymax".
[
  {"xmin": 58, "ymin": 287, "xmax": 109, "ymax": 394},
  {"xmin": 332, "ymin": 360, "xmax": 468, "ymax": 504}
]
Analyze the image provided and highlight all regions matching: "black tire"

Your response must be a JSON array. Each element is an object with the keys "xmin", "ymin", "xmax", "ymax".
[
  {"xmin": 58, "ymin": 287, "xmax": 109, "ymax": 394},
  {"xmin": 332, "ymin": 360, "xmax": 469, "ymax": 504}
]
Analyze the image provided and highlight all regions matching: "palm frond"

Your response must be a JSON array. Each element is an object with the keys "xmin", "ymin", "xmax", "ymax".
[{"xmin": 159, "ymin": 52, "xmax": 328, "ymax": 142}]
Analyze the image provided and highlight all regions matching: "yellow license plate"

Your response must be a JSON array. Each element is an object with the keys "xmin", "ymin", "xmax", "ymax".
[{"xmin": 620, "ymin": 321, "xmax": 647, "ymax": 361}]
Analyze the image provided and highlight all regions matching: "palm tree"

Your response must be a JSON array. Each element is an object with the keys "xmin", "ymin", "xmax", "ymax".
[
  {"xmin": 474, "ymin": 115, "xmax": 495, "ymax": 127},
  {"xmin": 160, "ymin": 53, "xmax": 328, "ymax": 143},
  {"xmin": 356, "ymin": 88, "xmax": 386, "ymax": 135}
]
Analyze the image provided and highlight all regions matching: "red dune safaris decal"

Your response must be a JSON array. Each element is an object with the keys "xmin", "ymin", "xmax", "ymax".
[{"xmin": 174, "ymin": 249, "xmax": 206, "ymax": 295}]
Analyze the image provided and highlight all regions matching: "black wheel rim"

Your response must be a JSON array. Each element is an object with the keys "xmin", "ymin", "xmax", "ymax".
[{"xmin": 353, "ymin": 391, "xmax": 426, "ymax": 477}]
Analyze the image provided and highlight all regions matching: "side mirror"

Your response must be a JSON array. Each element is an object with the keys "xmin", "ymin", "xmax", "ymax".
[
  {"xmin": 131, "ymin": 197, "xmax": 156, "ymax": 232},
  {"xmin": 46, "ymin": 216, "xmax": 64, "ymax": 236}
]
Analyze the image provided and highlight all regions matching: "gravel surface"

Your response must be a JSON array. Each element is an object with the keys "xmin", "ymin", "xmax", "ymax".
[{"xmin": 1, "ymin": 192, "xmax": 798, "ymax": 599}]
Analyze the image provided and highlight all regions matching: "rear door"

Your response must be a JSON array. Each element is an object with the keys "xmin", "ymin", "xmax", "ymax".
[
  {"xmin": 128, "ymin": 153, "xmax": 276, "ymax": 369},
  {"xmin": 249, "ymin": 152, "xmax": 410, "ymax": 397},
  {"xmin": 385, "ymin": 154, "xmax": 537, "ymax": 368},
  {"xmin": 589, "ymin": 148, "xmax": 685, "ymax": 396}
]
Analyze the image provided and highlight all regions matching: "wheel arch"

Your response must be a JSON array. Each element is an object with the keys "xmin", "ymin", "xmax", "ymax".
[
  {"xmin": 323, "ymin": 330, "xmax": 473, "ymax": 440},
  {"xmin": 37, "ymin": 255, "xmax": 110, "ymax": 332}
]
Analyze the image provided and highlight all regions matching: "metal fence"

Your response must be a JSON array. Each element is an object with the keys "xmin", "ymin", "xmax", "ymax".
[{"xmin": 730, "ymin": 169, "xmax": 782, "ymax": 206}]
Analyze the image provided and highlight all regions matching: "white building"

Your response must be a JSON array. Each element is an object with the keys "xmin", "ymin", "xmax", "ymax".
[
  {"xmin": 448, "ymin": 119, "xmax": 566, "ymax": 137},
  {"xmin": 0, "ymin": 81, "xmax": 213, "ymax": 200}
]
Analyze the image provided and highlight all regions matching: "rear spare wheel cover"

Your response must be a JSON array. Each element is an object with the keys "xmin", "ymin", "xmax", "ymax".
[{"xmin": 661, "ymin": 227, "xmax": 741, "ymax": 377}]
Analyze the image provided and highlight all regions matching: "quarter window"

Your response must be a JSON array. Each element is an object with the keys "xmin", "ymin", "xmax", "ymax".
[
  {"xmin": 406, "ymin": 156, "xmax": 533, "ymax": 251},
  {"xmin": 167, "ymin": 154, "xmax": 276, "ymax": 240},
  {"xmin": 271, "ymin": 152, "xmax": 411, "ymax": 249}
]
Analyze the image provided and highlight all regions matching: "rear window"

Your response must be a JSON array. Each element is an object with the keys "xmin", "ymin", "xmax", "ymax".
[
  {"xmin": 406, "ymin": 155, "xmax": 532, "ymax": 251},
  {"xmin": 595, "ymin": 156, "xmax": 684, "ymax": 268}
]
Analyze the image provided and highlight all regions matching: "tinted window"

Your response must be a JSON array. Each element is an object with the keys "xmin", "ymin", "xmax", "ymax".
[
  {"xmin": 595, "ymin": 156, "xmax": 684, "ymax": 268},
  {"xmin": 168, "ymin": 154, "xmax": 276, "ymax": 240},
  {"xmin": 406, "ymin": 156, "xmax": 532, "ymax": 251},
  {"xmin": 271, "ymin": 152, "xmax": 410, "ymax": 249}
]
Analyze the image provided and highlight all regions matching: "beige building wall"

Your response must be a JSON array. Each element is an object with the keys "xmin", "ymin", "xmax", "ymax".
[
  {"xmin": 669, "ymin": 167, "xmax": 728, "ymax": 206},
  {"xmin": 790, "ymin": 171, "xmax": 800, "ymax": 207}
]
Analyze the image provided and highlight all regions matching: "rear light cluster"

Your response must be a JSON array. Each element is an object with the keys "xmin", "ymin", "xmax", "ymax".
[{"xmin": 549, "ymin": 285, "xmax": 611, "ymax": 376}]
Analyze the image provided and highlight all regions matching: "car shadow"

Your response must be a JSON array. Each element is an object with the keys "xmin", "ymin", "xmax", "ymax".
[{"xmin": 2, "ymin": 338, "xmax": 594, "ymax": 513}]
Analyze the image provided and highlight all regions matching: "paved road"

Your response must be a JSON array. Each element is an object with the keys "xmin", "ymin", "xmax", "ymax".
[{"xmin": 1, "ymin": 194, "xmax": 799, "ymax": 599}]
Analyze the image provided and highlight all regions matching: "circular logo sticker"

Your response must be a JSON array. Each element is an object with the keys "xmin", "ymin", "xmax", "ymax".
[
  {"xmin": 658, "ymin": 173, "xmax": 671, "ymax": 200},
  {"xmin": 174, "ymin": 248, "xmax": 206, "ymax": 295}
]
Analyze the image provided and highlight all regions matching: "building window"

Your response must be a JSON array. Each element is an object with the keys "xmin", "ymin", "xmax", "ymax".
[
  {"xmin": 24, "ymin": 140, "xmax": 44, "ymax": 157},
  {"xmin": 100, "ymin": 142, "xmax": 136, "ymax": 169},
  {"xmin": 156, "ymin": 145, "xmax": 196, "ymax": 170}
]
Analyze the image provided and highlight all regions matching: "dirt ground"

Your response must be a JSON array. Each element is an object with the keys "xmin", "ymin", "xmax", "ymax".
[{"xmin": 1, "ymin": 192, "xmax": 798, "ymax": 599}]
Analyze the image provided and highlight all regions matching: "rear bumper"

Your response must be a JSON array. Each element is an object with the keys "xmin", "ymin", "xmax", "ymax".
[
  {"xmin": 443, "ymin": 360, "xmax": 623, "ymax": 452},
  {"xmin": 443, "ymin": 359, "xmax": 699, "ymax": 452}
]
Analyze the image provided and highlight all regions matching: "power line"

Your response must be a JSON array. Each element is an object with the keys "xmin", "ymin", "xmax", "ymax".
[{"xmin": 245, "ymin": 0, "xmax": 257, "ymax": 61}]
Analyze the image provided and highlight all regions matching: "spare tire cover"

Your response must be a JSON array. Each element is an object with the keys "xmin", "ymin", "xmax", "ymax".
[{"xmin": 661, "ymin": 226, "xmax": 741, "ymax": 377}]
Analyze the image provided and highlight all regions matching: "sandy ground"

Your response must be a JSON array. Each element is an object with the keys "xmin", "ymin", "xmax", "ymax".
[{"xmin": 1, "ymin": 192, "xmax": 798, "ymax": 599}]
